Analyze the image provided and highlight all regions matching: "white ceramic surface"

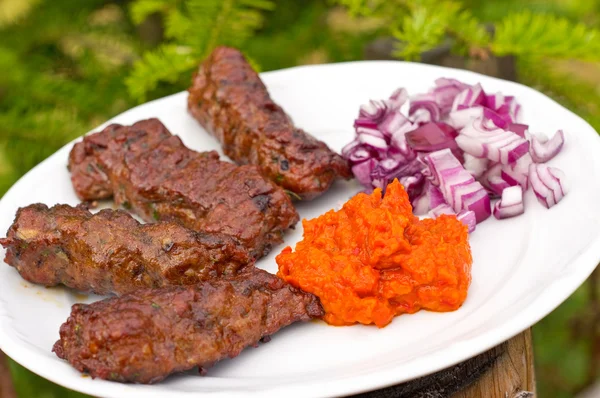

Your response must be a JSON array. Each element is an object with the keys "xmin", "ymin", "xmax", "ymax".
[{"xmin": 1, "ymin": 61, "xmax": 600, "ymax": 398}]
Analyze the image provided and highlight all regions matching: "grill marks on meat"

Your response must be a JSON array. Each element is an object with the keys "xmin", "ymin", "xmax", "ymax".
[
  {"xmin": 0, "ymin": 204, "xmax": 252, "ymax": 295},
  {"xmin": 68, "ymin": 118, "xmax": 299, "ymax": 259},
  {"xmin": 187, "ymin": 46, "xmax": 352, "ymax": 200},
  {"xmin": 52, "ymin": 268, "xmax": 324, "ymax": 384}
]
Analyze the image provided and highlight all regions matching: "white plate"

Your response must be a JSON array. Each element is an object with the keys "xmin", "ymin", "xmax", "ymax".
[{"xmin": 1, "ymin": 61, "xmax": 600, "ymax": 398}]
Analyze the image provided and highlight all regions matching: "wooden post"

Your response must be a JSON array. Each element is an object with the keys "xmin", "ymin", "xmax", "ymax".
[
  {"xmin": 351, "ymin": 330, "xmax": 536, "ymax": 397},
  {"xmin": 0, "ymin": 350, "xmax": 17, "ymax": 398}
]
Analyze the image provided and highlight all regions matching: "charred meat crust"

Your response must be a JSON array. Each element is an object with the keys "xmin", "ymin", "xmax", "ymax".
[
  {"xmin": 68, "ymin": 118, "xmax": 299, "ymax": 259},
  {"xmin": 187, "ymin": 46, "xmax": 352, "ymax": 201},
  {"xmin": 0, "ymin": 203, "xmax": 253, "ymax": 295},
  {"xmin": 52, "ymin": 268, "xmax": 324, "ymax": 384}
]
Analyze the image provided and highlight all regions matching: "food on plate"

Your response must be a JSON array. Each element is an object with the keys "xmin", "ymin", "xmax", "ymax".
[
  {"xmin": 493, "ymin": 186, "xmax": 525, "ymax": 219},
  {"xmin": 52, "ymin": 268, "xmax": 324, "ymax": 384},
  {"xmin": 0, "ymin": 204, "xmax": 252, "ymax": 295},
  {"xmin": 187, "ymin": 46, "xmax": 352, "ymax": 200},
  {"xmin": 342, "ymin": 78, "xmax": 568, "ymax": 229},
  {"xmin": 68, "ymin": 118, "xmax": 298, "ymax": 259},
  {"xmin": 277, "ymin": 179, "xmax": 472, "ymax": 328},
  {"xmin": 422, "ymin": 149, "xmax": 490, "ymax": 227}
]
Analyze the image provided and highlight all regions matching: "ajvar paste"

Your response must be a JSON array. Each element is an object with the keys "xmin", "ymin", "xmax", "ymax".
[{"xmin": 276, "ymin": 179, "xmax": 472, "ymax": 328}]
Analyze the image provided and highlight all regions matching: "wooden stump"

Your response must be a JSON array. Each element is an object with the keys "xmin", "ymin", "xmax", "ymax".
[{"xmin": 352, "ymin": 329, "xmax": 536, "ymax": 398}]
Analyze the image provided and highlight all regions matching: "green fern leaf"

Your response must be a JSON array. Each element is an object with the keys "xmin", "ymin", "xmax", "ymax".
[
  {"xmin": 184, "ymin": 0, "xmax": 275, "ymax": 55},
  {"xmin": 129, "ymin": 0, "xmax": 173, "ymax": 24},
  {"xmin": 125, "ymin": 44, "xmax": 198, "ymax": 102},
  {"xmin": 392, "ymin": 6, "xmax": 447, "ymax": 60},
  {"xmin": 164, "ymin": 8, "xmax": 193, "ymax": 40},
  {"xmin": 493, "ymin": 11, "xmax": 600, "ymax": 61}
]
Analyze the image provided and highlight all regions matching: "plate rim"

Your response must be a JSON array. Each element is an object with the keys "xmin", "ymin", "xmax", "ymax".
[{"xmin": 1, "ymin": 59, "xmax": 600, "ymax": 397}]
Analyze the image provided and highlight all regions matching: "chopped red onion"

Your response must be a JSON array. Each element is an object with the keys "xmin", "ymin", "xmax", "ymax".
[
  {"xmin": 530, "ymin": 130, "xmax": 565, "ymax": 163},
  {"xmin": 405, "ymin": 122, "xmax": 457, "ymax": 152},
  {"xmin": 448, "ymin": 106, "xmax": 484, "ymax": 129},
  {"xmin": 506, "ymin": 123, "xmax": 529, "ymax": 138},
  {"xmin": 500, "ymin": 153, "xmax": 532, "ymax": 189},
  {"xmin": 400, "ymin": 173, "xmax": 426, "ymax": 205},
  {"xmin": 529, "ymin": 163, "xmax": 568, "ymax": 208},
  {"xmin": 359, "ymin": 100, "xmax": 388, "ymax": 122},
  {"xmin": 379, "ymin": 111, "xmax": 409, "ymax": 138},
  {"xmin": 429, "ymin": 203, "xmax": 455, "ymax": 217},
  {"xmin": 387, "ymin": 88, "xmax": 408, "ymax": 111},
  {"xmin": 487, "ymin": 175, "xmax": 511, "ymax": 197},
  {"xmin": 409, "ymin": 93, "xmax": 441, "ymax": 124},
  {"xmin": 343, "ymin": 77, "xmax": 567, "ymax": 225},
  {"xmin": 351, "ymin": 159, "xmax": 378, "ymax": 187},
  {"xmin": 433, "ymin": 78, "xmax": 470, "ymax": 114},
  {"xmin": 452, "ymin": 83, "xmax": 486, "ymax": 111},
  {"xmin": 457, "ymin": 119, "xmax": 530, "ymax": 164},
  {"xmin": 463, "ymin": 153, "xmax": 489, "ymax": 178},
  {"xmin": 412, "ymin": 191, "xmax": 430, "ymax": 215},
  {"xmin": 493, "ymin": 186, "xmax": 525, "ymax": 219},
  {"xmin": 457, "ymin": 210, "xmax": 477, "ymax": 233},
  {"xmin": 423, "ymin": 149, "xmax": 491, "ymax": 222},
  {"xmin": 428, "ymin": 183, "xmax": 445, "ymax": 209},
  {"xmin": 429, "ymin": 205, "xmax": 476, "ymax": 233}
]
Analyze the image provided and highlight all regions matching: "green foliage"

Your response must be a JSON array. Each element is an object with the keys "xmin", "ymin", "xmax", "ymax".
[
  {"xmin": 126, "ymin": 0, "xmax": 275, "ymax": 101},
  {"xmin": 126, "ymin": 44, "xmax": 197, "ymax": 101},
  {"xmin": 0, "ymin": 0, "xmax": 137, "ymax": 197},
  {"xmin": 130, "ymin": 0, "xmax": 172, "ymax": 24},
  {"xmin": 332, "ymin": 0, "xmax": 600, "ymax": 62},
  {"xmin": 0, "ymin": 0, "xmax": 41, "ymax": 27},
  {"xmin": 493, "ymin": 11, "xmax": 600, "ymax": 60},
  {"xmin": 9, "ymin": 359, "xmax": 90, "ymax": 398},
  {"xmin": 391, "ymin": 1, "xmax": 489, "ymax": 60},
  {"xmin": 328, "ymin": 0, "xmax": 384, "ymax": 17}
]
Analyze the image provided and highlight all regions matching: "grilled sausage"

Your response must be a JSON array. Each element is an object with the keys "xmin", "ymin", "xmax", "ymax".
[{"xmin": 188, "ymin": 46, "xmax": 352, "ymax": 200}]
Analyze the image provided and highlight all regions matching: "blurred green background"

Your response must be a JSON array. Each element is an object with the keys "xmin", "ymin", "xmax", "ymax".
[{"xmin": 0, "ymin": 0, "xmax": 599, "ymax": 397}]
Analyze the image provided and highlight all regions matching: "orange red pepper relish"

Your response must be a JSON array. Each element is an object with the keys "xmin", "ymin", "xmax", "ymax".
[{"xmin": 276, "ymin": 179, "xmax": 472, "ymax": 327}]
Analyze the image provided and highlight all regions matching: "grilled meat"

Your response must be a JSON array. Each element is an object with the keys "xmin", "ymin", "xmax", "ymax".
[
  {"xmin": 188, "ymin": 46, "xmax": 352, "ymax": 200},
  {"xmin": 68, "ymin": 118, "xmax": 299, "ymax": 259},
  {"xmin": 53, "ymin": 268, "xmax": 324, "ymax": 384},
  {"xmin": 0, "ymin": 204, "xmax": 252, "ymax": 295}
]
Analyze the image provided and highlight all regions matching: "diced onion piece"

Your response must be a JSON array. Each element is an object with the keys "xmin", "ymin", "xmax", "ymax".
[
  {"xmin": 493, "ymin": 186, "xmax": 525, "ymax": 219},
  {"xmin": 452, "ymin": 83, "xmax": 486, "ymax": 111},
  {"xmin": 352, "ymin": 159, "xmax": 378, "ymax": 187},
  {"xmin": 457, "ymin": 210, "xmax": 476, "ymax": 233},
  {"xmin": 530, "ymin": 130, "xmax": 565, "ymax": 163},
  {"xmin": 457, "ymin": 119, "xmax": 530, "ymax": 164},
  {"xmin": 428, "ymin": 183, "xmax": 445, "ymax": 209},
  {"xmin": 433, "ymin": 78, "xmax": 470, "ymax": 114},
  {"xmin": 423, "ymin": 149, "xmax": 491, "ymax": 222},
  {"xmin": 500, "ymin": 153, "xmax": 532, "ymax": 190},
  {"xmin": 506, "ymin": 123, "xmax": 529, "ymax": 138},
  {"xmin": 400, "ymin": 173, "xmax": 426, "ymax": 209},
  {"xmin": 387, "ymin": 88, "xmax": 408, "ymax": 111},
  {"xmin": 529, "ymin": 163, "xmax": 568, "ymax": 208},
  {"xmin": 379, "ymin": 111, "xmax": 409, "ymax": 138},
  {"xmin": 429, "ymin": 203, "xmax": 455, "ymax": 217},
  {"xmin": 411, "ymin": 191, "xmax": 430, "ymax": 215},
  {"xmin": 409, "ymin": 93, "xmax": 441, "ymax": 124},
  {"xmin": 448, "ymin": 106, "xmax": 484, "ymax": 129},
  {"xmin": 429, "ymin": 205, "xmax": 476, "ymax": 233},
  {"xmin": 405, "ymin": 122, "xmax": 458, "ymax": 152},
  {"xmin": 463, "ymin": 153, "xmax": 489, "ymax": 178},
  {"xmin": 359, "ymin": 99, "xmax": 388, "ymax": 122},
  {"xmin": 487, "ymin": 175, "xmax": 510, "ymax": 197}
]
